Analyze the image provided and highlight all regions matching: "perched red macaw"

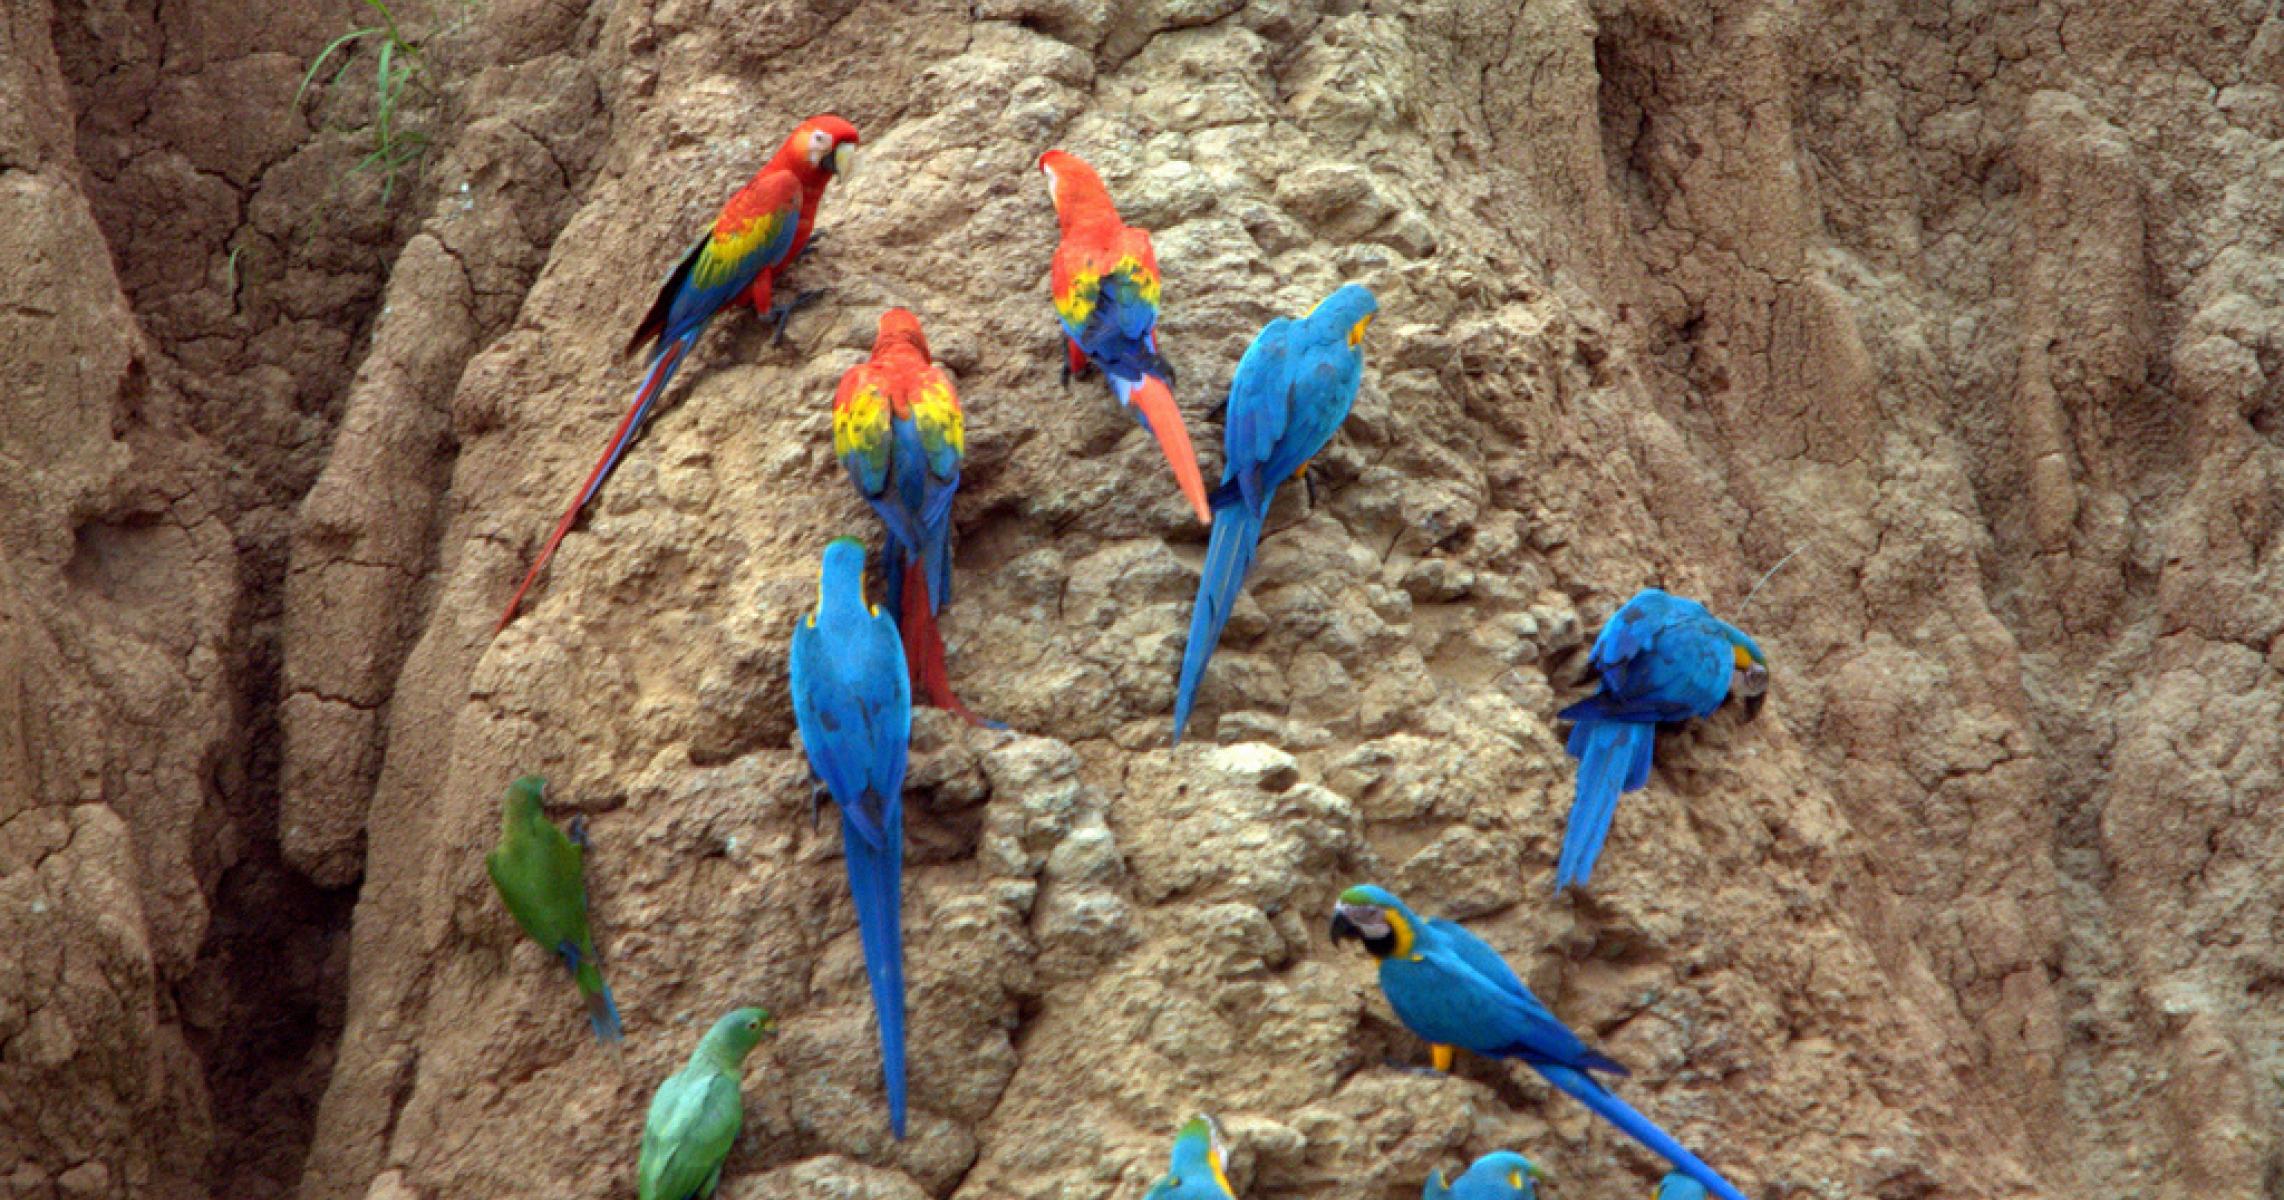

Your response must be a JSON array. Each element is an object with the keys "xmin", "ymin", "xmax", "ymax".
[
  {"xmin": 832, "ymin": 309, "xmax": 991, "ymax": 726},
  {"xmin": 1037, "ymin": 149, "xmax": 1211, "ymax": 526},
  {"xmin": 496, "ymin": 114, "xmax": 861, "ymax": 631}
]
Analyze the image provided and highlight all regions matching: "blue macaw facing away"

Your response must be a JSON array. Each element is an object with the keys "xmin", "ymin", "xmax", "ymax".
[
  {"xmin": 789, "ymin": 537, "xmax": 912, "ymax": 1138},
  {"xmin": 1423, "ymin": 1150, "xmax": 1545, "ymax": 1200},
  {"xmin": 1171, "ymin": 283, "xmax": 1379, "ymax": 744},
  {"xmin": 1142, "ymin": 1115, "xmax": 1237, "ymax": 1200},
  {"xmin": 1658, "ymin": 1174, "xmax": 1710, "ymax": 1200},
  {"xmin": 1330, "ymin": 885, "xmax": 1755, "ymax": 1200},
  {"xmin": 1555, "ymin": 588, "xmax": 1769, "ymax": 890}
]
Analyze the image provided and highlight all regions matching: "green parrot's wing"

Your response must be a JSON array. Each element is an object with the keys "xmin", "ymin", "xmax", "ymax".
[
  {"xmin": 536, "ymin": 816, "xmax": 595, "ymax": 952},
  {"xmin": 487, "ymin": 815, "xmax": 591, "ymax": 953},
  {"xmin": 638, "ymin": 1067, "xmax": 744, "ymax": 1200}
]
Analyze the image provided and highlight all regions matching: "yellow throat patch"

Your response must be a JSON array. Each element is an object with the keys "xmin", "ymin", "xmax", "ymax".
[
  {"xmin": 1209, "ymin": 1148, "xmax": 1234, "ymax": 1198},
  {"xmin": 1383, "ymin": 907, "xmax": 1417, "ymax": 959}
]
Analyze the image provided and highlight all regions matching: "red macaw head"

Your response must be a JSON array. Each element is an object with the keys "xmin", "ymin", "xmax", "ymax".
[
  {"xmin": 776, "ymin": 114, "xmax": 860, "ymax": 186},
  {"xmin": 874, "ymin": 307, "xmax": 931, "ymax": 361},
  {"xmin": 1037, "ymin": 148, "xmax": 1115, "ymax": 228}
]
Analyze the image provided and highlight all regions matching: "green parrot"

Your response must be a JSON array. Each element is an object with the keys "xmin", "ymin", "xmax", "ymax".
[
  {"xmin": 637, "ymin": 1007, "xmax": 776, "ymax": 1200},
  {"xmin": 483, "ymin": 774, "xmax": 622, "ymax": 1041}
]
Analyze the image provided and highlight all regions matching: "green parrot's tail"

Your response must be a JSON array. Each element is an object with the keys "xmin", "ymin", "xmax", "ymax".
[{"xmin": 573, "ymin": 956, "xmax": 623, "ymax": 1043}]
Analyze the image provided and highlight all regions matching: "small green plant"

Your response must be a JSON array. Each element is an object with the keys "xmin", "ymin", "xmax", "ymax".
[{"xmin": 297, "ymin": 0, "xmax": 463, "ymax": 205}]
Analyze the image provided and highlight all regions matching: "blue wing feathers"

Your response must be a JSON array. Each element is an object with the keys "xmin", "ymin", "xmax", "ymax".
[
  {"xmin": 1425, "ymin": 919, "xmax": 1530, "ymax": 998},
  {"xmin": 1223, "ymin": 322, "xmax": 1296, "ymax": 477},
  {"xmin": 919, "ymin": 477, "xmax": 957, "ymax": 614},
  {"xmin": 1076, "ymin": 273, "xmax": 1160, "ymax": 383}
]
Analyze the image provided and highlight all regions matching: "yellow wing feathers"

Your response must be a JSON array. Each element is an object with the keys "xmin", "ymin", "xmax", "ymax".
[
  {"xmin": 912, "ymin": 376, "xmax": 965, "ymax": 459},
  {"xmin": 833, "ymin": 380, "xmax": 892, "ymax": 462}
]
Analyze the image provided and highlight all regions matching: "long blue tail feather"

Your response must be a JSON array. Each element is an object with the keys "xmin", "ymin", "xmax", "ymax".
[
  {"xmin": 1555, "ymin": 720, "xmax": 1656, "ymax": 890},
  {"xmin": 556, "ymin": 941, "xmax": 622, "ymax": 1043},
  {"xmin": 1172, "ymin": 494, "xmax": 1265, "ymax": 743},
  {"xmin": 584, "ymin": 977, "xmax": 623, "ymax": 1043},
  {"xmin": 842, "ymin": 802, "xmax": 907, "ymax": 1138},
  {"xmin": 1538, "ymin": 1066, "xmax": 1752, "ymax": 1200}
]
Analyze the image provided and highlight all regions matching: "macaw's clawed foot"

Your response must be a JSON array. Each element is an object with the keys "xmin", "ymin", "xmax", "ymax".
[
  {"xmin": 1384, "ymin": 1057, "xmax": 1446, "ymax": 1078},
  {"xmin": 768, "ymin": 289, "xmax": 825, "ymax": 345},
  {"xmin": 567, "ymin": 816, "xmax": 592, "ymax": 850},
  {"xmin": 807, "ymin": 776, "xmax": 828, "ymax": 830},
  {"xmin": 1301, "ymin": 460, "xmax": 1320, "ymax": 511},
  {"xmin": 1061, "ymin": 337, "xmax": 1093, "ymax": 388},
  {"xmin": 1431, "ymin": 1043, "xmax": 1455, "ymax": 1073},
  {"xmin": 792, "ymin": 228, "xmax": 826, "ymax": 263}
]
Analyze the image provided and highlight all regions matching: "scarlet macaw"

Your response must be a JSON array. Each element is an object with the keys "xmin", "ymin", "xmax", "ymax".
[
  {"xmin": 497, "ymin": 114, "xmax": 860, "ymax": 629},
  {"xmin": 1037, "ymin": 149, "xmax": 1211, "ymax": 526},
  {"xmin": 831, "ymin": 308, "xmax": 990, "ymax": 725}
]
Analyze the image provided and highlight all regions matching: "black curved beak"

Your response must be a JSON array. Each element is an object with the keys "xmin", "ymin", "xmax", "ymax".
[
  {"xmin": 1743, "ymin": 692, "xmax": 1766, "ymax": 722},
  {"xmin": 1329, "ymin": 910, "xmax": 1361, "ymax": 945}
]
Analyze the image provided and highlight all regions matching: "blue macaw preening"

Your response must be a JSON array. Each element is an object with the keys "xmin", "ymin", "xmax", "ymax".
[
  {"xmin": 789, "ymin": 537, "xmax": 912, "ymax": 1138},
  {"xmin": 1142, "ymin": 1115, "xmax": 1237, "ymax": 1200},
  {"xmin": 1330, "ymin": 885, "xmax": 1755, "ymax": 1200},
  {"xmin": 1657, "ymin": 1174, "xmax": 1710, "ymax": 1200},
  {"xmin": 1423, "ymin": 1151, "xmax": 1545, "ymax": 1200},
  {"xmin": 1171, "ymin": 283, "xmax": 1379, "ymax": 744},
  {"xmin": 1555, "ymin": 588, "xmax": 1769, "ymax": 890}
]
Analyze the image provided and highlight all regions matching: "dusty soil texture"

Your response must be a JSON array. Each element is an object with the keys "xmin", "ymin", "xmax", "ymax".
[{"xmin": 6, "ymin": 0, "xmax": 2283, "ymax": 1197}]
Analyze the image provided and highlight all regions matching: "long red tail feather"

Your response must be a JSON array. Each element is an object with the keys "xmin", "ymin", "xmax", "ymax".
[
  {"xmin": 495, "ymin": 338, "xmax": 691, "ymax": 633},
  {"xmin": 899, "ymin": 561, "xmax": 990, "ymax": 727},
  {"xmin": 1128, "ymin": 374, "xmax": 1212, "ymax": 527}
]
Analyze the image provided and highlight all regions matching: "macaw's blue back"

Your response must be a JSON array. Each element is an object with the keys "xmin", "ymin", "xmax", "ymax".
[{"xmin": 789, "ymin": 538, "xmax": 914, "ymax": 1137}]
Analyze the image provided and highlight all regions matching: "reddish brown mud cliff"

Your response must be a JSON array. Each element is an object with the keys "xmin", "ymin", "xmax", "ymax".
[{"xmin": 4, "ymin": 0, "xmax": 2282, "ymax": 1198}]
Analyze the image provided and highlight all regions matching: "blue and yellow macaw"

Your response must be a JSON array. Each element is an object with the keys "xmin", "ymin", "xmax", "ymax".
[
  {"xmin": 789, "ymin": 538, "xmax": 912, "ymax": 1138},
  {"xmin": 1141, "ymin": 1115, "xmax": 1236, "ymax": 1200},
  {"xmin": 1555, "ymin": 588, "xmax": 1768, "ymax": 890},
  {"xmin": 1171, "ymin": 283, "xmax": 1378, "ymax": 743},
  {"xmin": 1423, "ymin": 1151, "xmax": 1545, "ymax": 1200},
  {"xmin": 1657, "ymin": 1175, "xmax": 1710, "ymax": 1200},
  {"xmin": 1330, "ymin": 885, "xmax": 1754, "ymax": 1200}
]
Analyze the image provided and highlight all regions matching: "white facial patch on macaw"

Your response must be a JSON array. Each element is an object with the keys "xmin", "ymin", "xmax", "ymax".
[
  {"xmin": 1042, "ymin": 162, "xmax": 1060, "ymax": 206},
  {"xmin": 807, "ymin": 130, "xmax": 832, "ymax": 165},
  {"xmin": 1335, "ymin": 902, "xmax": 1392, "ymax": 939},
  {"xmin": 1733, "ymin": 662, "xmax": 1769, "ymax": 697}
]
